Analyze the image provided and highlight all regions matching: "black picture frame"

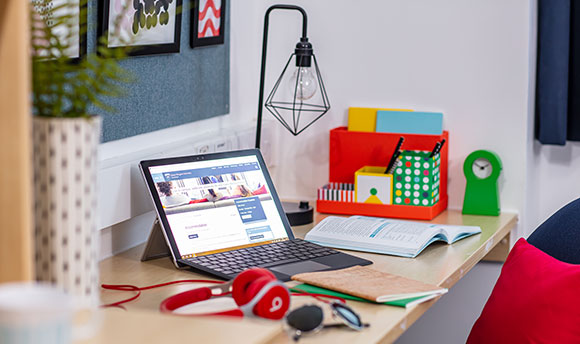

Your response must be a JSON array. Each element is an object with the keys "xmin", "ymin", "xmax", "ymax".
[
  {"xmin": 76, "ymin": 1, "xmax": 88, "ymax": 63},
  {"xmin": 30, "ymin": 0, "xmax": 87, "ymax": 63},
  {"xmin": 98, "ymin": 0, "xmax": 182, "ymax": 57},
  {"xmin": 190, "ymin": 0, "xmax": 226, "ymax": 48}
]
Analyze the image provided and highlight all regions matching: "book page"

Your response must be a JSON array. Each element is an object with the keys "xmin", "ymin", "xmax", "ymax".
[
  {"xmin": 439, "ymin": 225, "xmax": 482, "ymax": 243},
  {"xmin": 306, "ymin": 216, "xmax": 483, "ymax": 257},
  {"xmin": 306, "ymin": 216, "xmax": 438, "ymax": 251}
]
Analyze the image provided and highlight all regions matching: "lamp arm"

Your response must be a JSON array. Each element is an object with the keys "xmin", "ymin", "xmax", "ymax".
[{"xmin": 255, "ymin": 5, "xmax": 308, "ymax": 149}]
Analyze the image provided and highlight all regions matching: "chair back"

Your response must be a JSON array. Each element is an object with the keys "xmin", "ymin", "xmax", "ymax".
[{"xmin": 528, "ymin": 198, "xmax": 580, "ymax": 264}]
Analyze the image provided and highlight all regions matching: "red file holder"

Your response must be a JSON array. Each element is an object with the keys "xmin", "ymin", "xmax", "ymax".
[{"xmin": 317, "ymin": 127, "xmax": 449, "ymax": 220}]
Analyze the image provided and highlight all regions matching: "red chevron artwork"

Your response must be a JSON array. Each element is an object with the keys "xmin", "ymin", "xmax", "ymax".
[
  {"xmin": 198, "ymin": 0, "xmax": 221, "ymax": 38},
  {"xmin": 191, "ymin": 0, "xmax": 225, "ymax": 48}
]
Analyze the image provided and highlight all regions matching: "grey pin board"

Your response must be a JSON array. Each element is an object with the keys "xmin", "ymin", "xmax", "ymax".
[{"xmin": 87, "ymin": 1, "xmax": 230, "ymax": 142}]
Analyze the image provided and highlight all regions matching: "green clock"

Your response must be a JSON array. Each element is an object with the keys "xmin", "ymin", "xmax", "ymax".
[{"xmin": 462, "ymin": 150, "xmax": 502, "ymax": 216}]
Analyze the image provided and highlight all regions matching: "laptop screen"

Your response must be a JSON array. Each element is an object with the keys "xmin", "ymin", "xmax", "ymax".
[{"xmin": 147, "ymin": 155, "xmax": 289, "ymax": 259}]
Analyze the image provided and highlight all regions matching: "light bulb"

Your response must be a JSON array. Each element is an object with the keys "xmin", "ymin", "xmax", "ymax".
[{"xmin": 289, "ymin": 67, "xmax": 317, "ymax": 101}]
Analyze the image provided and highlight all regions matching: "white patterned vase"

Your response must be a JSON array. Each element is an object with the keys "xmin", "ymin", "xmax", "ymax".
[{"xmin": 32, "ymin": 116, "xmax": 101, "ymax": 309}]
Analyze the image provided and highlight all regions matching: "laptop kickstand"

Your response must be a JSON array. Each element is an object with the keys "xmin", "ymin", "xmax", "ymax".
[{"xmin": 141, "ymin": 217, "xmax": 172, "ymax": 262}]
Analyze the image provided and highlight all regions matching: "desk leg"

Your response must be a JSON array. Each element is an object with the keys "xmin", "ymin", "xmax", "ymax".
[{"xmin": 482, "ymin": 233, "xmax": 510, "ymax": 262}]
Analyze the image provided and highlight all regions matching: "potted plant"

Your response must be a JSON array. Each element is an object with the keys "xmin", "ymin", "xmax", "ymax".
[{"xmin": 30, "ymin": 0, "xmax": 131, "ymax": 310}]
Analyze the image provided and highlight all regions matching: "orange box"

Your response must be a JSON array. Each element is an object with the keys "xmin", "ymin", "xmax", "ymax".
[
  {"xmin": 316, "ymin": 198, "xmax": 448, "ymax": 220},
  {"xmin": 317, "ymin": 127, "xmax": 449, "ymax": 220}
]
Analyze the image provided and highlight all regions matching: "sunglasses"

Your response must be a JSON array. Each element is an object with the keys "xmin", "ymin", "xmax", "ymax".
[{"xmin": 284, "ymin": 302, "xmax": 368, "ymax": 341}]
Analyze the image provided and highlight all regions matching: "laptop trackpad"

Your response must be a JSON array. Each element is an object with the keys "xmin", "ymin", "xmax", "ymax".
[{"xmin": 270, "ymin": 261, "xmax": 331, "ymax": 276}]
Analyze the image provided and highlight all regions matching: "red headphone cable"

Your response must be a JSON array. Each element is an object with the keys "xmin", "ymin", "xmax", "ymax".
[
  {"xmin": 101, "ymin": 280, "xmax": 346, "ymax": 310},
  {"xmin": 101, "ymin": 279, "xmax": 226, "ymax": 309}
]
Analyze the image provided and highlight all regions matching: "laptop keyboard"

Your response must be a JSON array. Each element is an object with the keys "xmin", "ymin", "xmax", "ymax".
[{"xmin": 186, "ymin": 239, "xmax": 339, "ymax": 276}]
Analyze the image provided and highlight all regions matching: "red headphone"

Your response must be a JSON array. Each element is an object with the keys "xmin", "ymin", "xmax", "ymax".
[{"xmin": 159, "ymin": 268, "xmax": 290, "ymax": 320}]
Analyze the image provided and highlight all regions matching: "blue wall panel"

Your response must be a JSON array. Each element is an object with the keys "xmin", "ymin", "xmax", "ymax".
[{"xmin": 87, "ymin": 1, "xmax": 230, "ymax": 142}]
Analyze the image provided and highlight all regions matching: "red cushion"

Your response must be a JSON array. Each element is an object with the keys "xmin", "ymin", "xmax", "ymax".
[{"xmin": 467, "ymin": 238, "xmax": 580, "ymax": 344}]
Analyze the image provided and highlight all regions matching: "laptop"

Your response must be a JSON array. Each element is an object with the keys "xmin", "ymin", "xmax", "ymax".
[{"xmin": 139, "ymin": 149, "xmax": 372, "ymax": 281}]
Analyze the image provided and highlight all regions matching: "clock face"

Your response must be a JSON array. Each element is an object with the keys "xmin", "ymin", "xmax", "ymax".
[{"xmin": 472, "ymin": 158, "xmax": 492, "ymax": 179}]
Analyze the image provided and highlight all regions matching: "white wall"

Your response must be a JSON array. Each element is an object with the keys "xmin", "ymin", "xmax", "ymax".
[
  {"xmin": 234, "ymin": 0, "xmax": 531, "ymax": 219},
  {"xmin": 97, "ymin": 0, "xmax": 580, "ymax": 342},
  {"xmin": 227, "ymin": 2, "xmax": 531, "ymax": 343},
  {"xmin": 526, "ymin": 142, "xmax": 580, "ymax": 230},
  {"xmin": 98, "ymin": 0, "xmax": 535, "ymax": 249},
  {"xmin": 523, "ymin": 0, "xmax": 580, "ymax": 235}
]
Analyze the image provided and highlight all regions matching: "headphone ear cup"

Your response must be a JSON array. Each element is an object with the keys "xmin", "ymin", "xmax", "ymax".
[
  {"xmin": 231, "ymin": 268, "xmax": 275, "ymax": 306},
  {"xmin": 251, "ymin": 283, "xmax": 290, "ymax": 320},
  {"xmin": 242, "ymin": 276, "xmax": 272, "ymax": 305}
]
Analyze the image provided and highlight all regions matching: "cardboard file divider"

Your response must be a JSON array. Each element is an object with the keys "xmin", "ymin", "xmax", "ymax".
[{"xmin": 318, "ymin": 127, "xmax": 449, "ymax": 220}]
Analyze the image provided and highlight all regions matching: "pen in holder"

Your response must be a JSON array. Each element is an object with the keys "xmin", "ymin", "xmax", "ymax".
[{"xmin": 385, "ymin": 136, "xmax": 404, "ymax": 174}]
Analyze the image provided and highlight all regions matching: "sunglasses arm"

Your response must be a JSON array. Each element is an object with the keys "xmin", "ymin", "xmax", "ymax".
[{"xmin": 323, "ymin": 323, "xmax": 371, "ymax": 329}]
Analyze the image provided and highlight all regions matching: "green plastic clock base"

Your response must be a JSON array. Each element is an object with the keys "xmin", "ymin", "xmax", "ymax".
[
  {"xmin": 462, "ymin": 183, "xmax": 500, "ymax": 216},
  {"xmin": 462, "ymin": 150, "xmax": 502, "ymax": 217}
]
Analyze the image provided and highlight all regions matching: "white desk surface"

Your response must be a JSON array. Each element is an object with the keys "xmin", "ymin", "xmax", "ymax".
[{"xmin": 86, "ymin": 210, "xmax": 517, "ymax": 344}]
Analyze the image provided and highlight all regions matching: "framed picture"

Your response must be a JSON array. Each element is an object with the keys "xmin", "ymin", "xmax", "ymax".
[
  {"xmin": 31, "ymin": 0, "xmax": 87, "ymax": 62},
  {"xmin": 98, "ymin": 0, "xmax": 182, "ymax": 57},
  {"xmin": 191, "ymin": 0, "xmax": 226, "ymax": 48}
]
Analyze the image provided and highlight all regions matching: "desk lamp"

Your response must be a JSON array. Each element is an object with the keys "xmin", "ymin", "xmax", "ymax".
[{"xmin": 255, "ymin": 4, "xmax": 330, "ymax": 226}]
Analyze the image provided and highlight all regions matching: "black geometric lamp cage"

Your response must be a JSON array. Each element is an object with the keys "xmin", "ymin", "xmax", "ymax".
[
  {"xmin": 255, "ymin": 4, "xmax": 330, "ymax": 148},
  {"xmin": 264, "ymin": 47, "xmax": 330, "ymax": 136}
]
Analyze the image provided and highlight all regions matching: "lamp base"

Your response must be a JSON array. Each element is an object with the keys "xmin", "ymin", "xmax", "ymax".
[{"xmin": 282, "ymin": 201, "xmax": 314, "ymax": 226}]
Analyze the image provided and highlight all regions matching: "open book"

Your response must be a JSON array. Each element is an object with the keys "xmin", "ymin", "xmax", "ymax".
[{"xmin": 305, "ymin": 216, "xmax": 481, "ymax": 258}]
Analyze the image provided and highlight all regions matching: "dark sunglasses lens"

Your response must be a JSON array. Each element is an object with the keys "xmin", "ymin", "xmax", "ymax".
[
  {"xmin": 286, "ymin": 305, "xmax": 324, "ymax": 332},
  {"xmin": 333, "ymin": 303, "xmax": 363, "ymax": 329}
]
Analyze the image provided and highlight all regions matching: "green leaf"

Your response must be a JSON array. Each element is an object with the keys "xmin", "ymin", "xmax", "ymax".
[{"xmin": 31, "ymin": 0, "xmax": 132, "ymax": 118}]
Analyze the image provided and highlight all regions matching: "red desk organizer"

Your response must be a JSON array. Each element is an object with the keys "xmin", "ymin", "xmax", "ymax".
[{"xmin": 317, "ymin": 127, "xmax": 449, "ymax": 220}]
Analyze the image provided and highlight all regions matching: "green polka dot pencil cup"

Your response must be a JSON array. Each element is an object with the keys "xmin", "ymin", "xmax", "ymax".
[{"xmin": 392, "ymin": 150, "xmax": 440, "ymax": 206}]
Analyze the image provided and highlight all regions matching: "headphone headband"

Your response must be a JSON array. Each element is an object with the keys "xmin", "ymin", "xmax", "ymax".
[
  {"xmin": 160, "ymin": 286, "xmax": 215, "ymax": 313},
  {"xmin": 159, "ymin": 268, "xmax": 290, "ymax": 319}
]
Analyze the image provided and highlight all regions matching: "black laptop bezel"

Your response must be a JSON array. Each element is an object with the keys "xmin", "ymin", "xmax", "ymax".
[{"xmin": 139, "ymin": 149, "xmax": 295, "ymax": 267}]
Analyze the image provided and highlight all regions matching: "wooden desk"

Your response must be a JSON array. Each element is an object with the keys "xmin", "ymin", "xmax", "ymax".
[{"xmin": 91, "ymin": 210, "xmax": 517, "ymax": 344}]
